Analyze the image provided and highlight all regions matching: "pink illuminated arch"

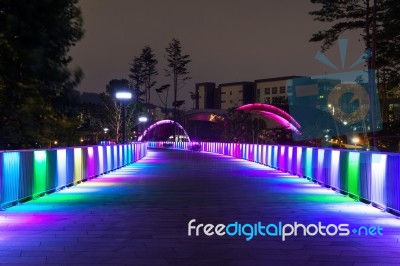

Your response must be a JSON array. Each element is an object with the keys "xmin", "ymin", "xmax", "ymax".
[
  {"xmin": 237, "ymin": 103, "xmax": 302, "ymax": 134},
  {"xmin": 138, "ymin": 120, "xmax": 191, "ymax": 142}
]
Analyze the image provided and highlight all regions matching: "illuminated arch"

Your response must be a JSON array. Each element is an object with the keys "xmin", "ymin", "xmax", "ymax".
[
  {"xmin": 237, "ymin": 103, "xmax": 302, "ymax": 134},
  {"xmin": 138, "ymin": 120, "xmax": 191, "ymax": 142}
]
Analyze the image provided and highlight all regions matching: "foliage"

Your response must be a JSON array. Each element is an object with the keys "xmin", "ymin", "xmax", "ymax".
[
  {"xmin": 165, "ymin": 38, "xmax": 191, "ymax": 121},
  {"xmin": 0, "ymin": 0, "xmax": 84, "ymax": 149},
  {"xmin": 309, "ymin": 0, "xmax": 400, "ymax": 83},
  {"xmin": 129, "ymin": 46, "xmax": 158, "ymax": 105}
]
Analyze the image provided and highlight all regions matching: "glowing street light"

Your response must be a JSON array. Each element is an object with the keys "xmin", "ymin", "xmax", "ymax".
[
  {"xmin": 116, "ymin": 91, "xmax": 133, "ymax": 144},
  {"xmin": 138, "ymin": 116, "xmax": 148, "ymax": 123},
  {"xmin": 352, "ymin": 137, "xmax": 359, "ymax": 150},
  {"xmin": 115, "ymin": 92, "xmax": 132, "ymax": 100}
]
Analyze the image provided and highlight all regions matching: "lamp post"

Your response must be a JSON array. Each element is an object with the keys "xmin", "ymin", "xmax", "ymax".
[{"xmin": 115, "ymin": 91, "xmax": 132, "ymax": 144}]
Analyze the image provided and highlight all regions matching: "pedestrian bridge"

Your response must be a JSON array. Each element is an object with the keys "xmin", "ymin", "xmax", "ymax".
[{"xmin": 0, "ymin": 142, "xmax": 399, "ymax": 264}]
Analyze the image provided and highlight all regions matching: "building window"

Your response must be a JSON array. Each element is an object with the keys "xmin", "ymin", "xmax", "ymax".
[
  {"xmin": 221, "ymin": 92, "xmax": 226, "ymax": 94},
  {"xmin": 264, "ymin": 88, "xmax": 270, "ymax": 94},
  {"xmin": 272, "ymin": 87, "xmax": 277, "ymax": 94},
  {"xmin": 230, "ymin": 91, "xmax": 232, "ymax": 95},
  {"xmin": 238, "ymin": 90, "xmax": 242, "ymax": 93},
  {"xmin": 230, "ymin": 100, "xmax": 233, "ymax": 104},
  {"xmin": 279, "ymin": 86, "xmax": 286, "ymax": 94}
]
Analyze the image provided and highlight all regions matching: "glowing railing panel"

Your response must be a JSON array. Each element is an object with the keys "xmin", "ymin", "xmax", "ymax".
[{"xmin": 0, "ymin": 143, "xmax": 147, "ymax": 209}]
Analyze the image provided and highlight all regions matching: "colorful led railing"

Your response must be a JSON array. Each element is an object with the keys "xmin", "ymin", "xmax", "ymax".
[
  {"xmin": 148, "ymin": 141, "xmax": 400, "ymax": 215},
  {"xmin": 0, "ymin": 143, "xmax": 147, "ymax": 209}
]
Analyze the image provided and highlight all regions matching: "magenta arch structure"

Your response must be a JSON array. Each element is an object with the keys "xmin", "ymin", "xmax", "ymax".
[
  {"xmin": 138, "ymin": 120, "xmax": 191, "ymax": 142},
  {"xmin": 236, "ymin": 103, "xmax": 302, "ymax": 135}
]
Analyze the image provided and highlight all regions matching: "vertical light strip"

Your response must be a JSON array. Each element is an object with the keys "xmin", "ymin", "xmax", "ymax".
[
  {"xmin": 267, "ymin": 146, "xmax": 272, "ymax": 166},
  {"xmin": 347, "ymin": 152, "xmax": 360, "ymax": 196},
  {"xmin": 272, "ymin": 146, "xmax": 278, "ymax": 168},
  {"xmin": 317, "ymin": 149, "xmax": 325, "ymax": 183},
  {"xmin": 370, "ymin": 154, "xmax": 386, "ymax": 206},
  {"xmin": 2, "ymin": 152, "xmax": 20, "ymax": 204},
  {"xmin": 305, "ymin": 148, "xmax": 313, "ymax": 178},
  {"xmin": 87, "ymin": 147, "xmax": 94, "ymax": 178},
  {"xmin": 119, "ymin": 145, "xmax": 123, "ymax": 166},
  {"xmin": 33, "ymin": 150, "xmax": 47, "ymax": 195},
  {"xmin": 73, "ymin": 148, "xmax": 82, "ymax": 182},
  {"xmin": 296, "ymin": 147, "xmax": 302, "ymax": 175},
  {"xmin": 98, "ymin": 146, "xmax": 104, "ymax": 174},
  {"xmin": 287, "ymin": 147, "xmax": 293, "ymax": 173},
  {"xmin": 330, "ymin": 150, "xmax": 340, "ymax": 189},
  {"xmin": 106, "ymin": 146, "xmax": 111, "ymax": 171},
  {"xmin": 56, "ymin": 149, "xmax": 67, "ymax": 188},
  {"xmin": 279, "ymin": 146, "xmax": 285, "ymax": 170},
  {"xmin": 113, "ymin": 146, "xmax": 118, "ymax": 168}
]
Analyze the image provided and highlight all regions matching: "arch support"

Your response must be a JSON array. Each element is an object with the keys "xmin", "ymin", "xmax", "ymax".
[{"xmin": 138, "ymin": 120, "xmax": 191, "ymax": 142}]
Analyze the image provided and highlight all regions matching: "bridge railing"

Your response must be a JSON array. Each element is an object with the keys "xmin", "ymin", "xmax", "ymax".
[
  {"xmin": 0, "ymin": 142, "xmax": 147, "ymax": 209},
  {"xmin": 148, "ymin": 141, "xmax": 400, "ymax": 215}
]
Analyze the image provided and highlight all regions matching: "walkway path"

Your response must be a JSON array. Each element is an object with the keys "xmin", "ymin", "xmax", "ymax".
[{"xmin": 0, "ymin": 149, "xmax": 399, "ymax": 265}]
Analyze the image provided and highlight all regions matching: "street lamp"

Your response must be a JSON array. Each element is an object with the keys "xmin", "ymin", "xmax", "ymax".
[{"xmin": 115, "ymin": 91, "xmax": 132, "ymax": 144}]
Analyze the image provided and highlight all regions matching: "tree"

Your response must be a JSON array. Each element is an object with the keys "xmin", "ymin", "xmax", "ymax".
[
  {"xmin": 0, "ymin": 0, "xmax": 84, "ymax": 149},
  {"xmin": 165, "ymin": 38, "xmax": 191, "ymax": 136},
  {"xmin": 140, "ymin": 46, "xmax": 158, "ymax": 104},
  {"xmin": 129, "ymin": 46, "xmax": 158, "ymax": 105},
  {"xmin": 129, "ymin": 56, "xmax": 145, "ymax": 103},
  {"xmin": 309, "ymin": 0, "xmax": 400, "ymax": 82},
  {"xmin": 155, "ymin": 84, "xmax": 171, "ymax": 118}
]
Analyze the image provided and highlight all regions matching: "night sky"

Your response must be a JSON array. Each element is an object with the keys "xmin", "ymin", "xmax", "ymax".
[{"xmin": 70, "ymin": 0, "xmax": 365, "ymax": 108}]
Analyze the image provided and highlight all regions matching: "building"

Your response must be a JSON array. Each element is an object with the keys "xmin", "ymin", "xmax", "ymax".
[
  {"xmin": 219, "ymin": 82, "xmax": 255, "ymax": 109},
  {"xmin": 195, "ymin": 82, "xmax": 219, "ymax": 109},
  {"xmin": 196, "ymin": 81, "xmax": 257, "ymax": 110},
  {"xmin": 255, "ymin": 76, "xmax": 303, "ymax": 105}
]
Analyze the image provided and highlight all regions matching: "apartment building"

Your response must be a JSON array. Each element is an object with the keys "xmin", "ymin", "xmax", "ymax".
[
  {"xmin": 219, "ymin": 82, "xmax": 254, "ymax": 109},
  {"xmin": 255, "ymin": 76, "xmax": 303, "ymax": 105},
  {"xmin": 195, "ymin": 81, "xmax": 255, "ymax": 110}
]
